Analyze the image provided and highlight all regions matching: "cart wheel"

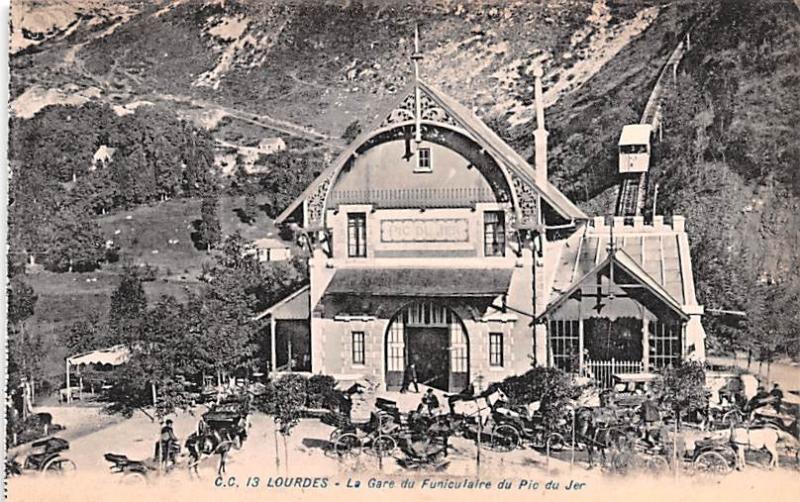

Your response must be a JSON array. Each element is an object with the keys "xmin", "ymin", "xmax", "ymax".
[
  {"xmin": 490, "ymin": 425, "xmax": 520, "ymax": 452},
  {"xmin": 42, "ymin": 458, "xmax": 77, "ymax": 476},
  {"xmin": 610, "ymin": 451, "xmax": 637, "ymax": 475},
  {"xmin": 372, "ymin": 436, "xmax": 397, "ymax": 458},
  {"xmin": 547, "ymin": 433, "xmax": 565, "ymax": 452},
  {"xmin": 335, "ymin": 433, "xmax": 362, "ymax": 457},
  {"xmin": 329, "ymin": 428, "xmax": 343, "ymax": 443},
  {"xmin": 694, "ymin": 451, "xmax": 732, "ymax": 476},
  {"xmin": 121, "ymin": 471, "xmax": 148, "ymax": 485},
  {"xmin": 645, "ymin": 456, "xmax": 670, "ymax": 476},
  {"xmin": 723, "ymin": 410, "xmax": 742, "ymax": 428}
]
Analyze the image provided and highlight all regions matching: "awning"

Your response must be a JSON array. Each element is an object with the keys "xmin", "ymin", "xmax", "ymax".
[
  {"xmin": 323, "ymin": 268, "xmax": 513, "ymax": 297},
  {"xmin": 67, "ymin": 345, "xmax": 130, "ymax": 367},
  {"xmin": 253, "ymin": 285, "xmax": 310, "ymax": 321}
]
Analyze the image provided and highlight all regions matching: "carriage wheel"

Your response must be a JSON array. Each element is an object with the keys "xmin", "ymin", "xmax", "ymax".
[
  {"xmin": 329, "ymin": 428, "xmax": 345, "ymax": 443},
  {"xmin": 723, "ymin": 410, "xmax": 742, "ymax": 428},
  {"xmin": 121, "ymin": 471, "xmax": 148, "ymax": 485},
  {"xmin": 610, "ymin": 451, "xmax": 638, "ymax": 475},
  {"xmin": 42, "ymin": 458, "xmax": 77, "ymax": 476},
  {"xmin": 547, "ymin": 433, "xmax": 565, "ymax": 452},
  {"xmin": 490, "ymin": 425, "xmax": 520, "ymax": 452},
  {"xmin": 335, "ymin": 433, "xmax": 362, "ymax": 457},
  {"xmin": 645, "ymin": 456, "xmax": 670, "ymax": 476},
  {"xmin": 372, "ymin": 435, "xmax": 397, "ymax": 458},
  {"xmin": 694, "ymin": 451, "xmax": 732, "ymax": 476}
]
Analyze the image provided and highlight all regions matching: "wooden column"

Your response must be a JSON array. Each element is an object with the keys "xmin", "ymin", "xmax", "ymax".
[
  {"xmin": 65, "ymin": 359, "xmax": 71, "ymax": 404},
  {"xmin": 578, "ymin": 319, "xmax": 585, "ymax": 374},
  {"xmin": 270, "ymin": 317, "xmax": 277, "ymax": 376},
  {"xmin": 642, "ymin": 317, "xmax": 650, "ymax": 371}
]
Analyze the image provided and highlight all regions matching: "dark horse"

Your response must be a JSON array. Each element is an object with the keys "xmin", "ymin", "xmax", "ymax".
[
  {"xmin": 574, "ymin": 407, "xmax": 631, "ymax": 469},
  {"xmin": 185, "ymin": 428, "xmax": 234, "ymax": 477}
]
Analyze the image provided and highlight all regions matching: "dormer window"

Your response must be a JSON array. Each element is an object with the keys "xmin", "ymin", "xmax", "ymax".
[{"xmin": 414, "ymin": 147, "xmax": 432, "ymax": 173}]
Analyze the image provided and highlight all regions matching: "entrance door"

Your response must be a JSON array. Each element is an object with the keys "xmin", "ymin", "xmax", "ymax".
[{"xmin": 407, "ymin": 327, "xmax": 449, "ymax": 391}]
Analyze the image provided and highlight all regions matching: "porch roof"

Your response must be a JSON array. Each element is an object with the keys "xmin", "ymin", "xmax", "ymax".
[
  {"xmin": 542, "ymin": 247, "xmax": 690, "ymax": 321},
  {"xmin": 323, "ymin": 267, "xmax": 513, "ymax": 297},
  {"xmin": 547, "ymin": 220, "xmax": 701, "ymax": 309},
  {"xmin": 254, "ymin": 285, "xmax": 310, "ymax": 321}
]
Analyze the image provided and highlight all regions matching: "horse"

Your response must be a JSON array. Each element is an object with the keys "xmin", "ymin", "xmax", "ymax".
[
  {"xmin": 184, "ymin": 427, "xmax": 235, "ymax": 477},
  {"xmin": 730, "ymin": 426, "xmax": 800, "ymax": 470},
  {"xmin": 447, "ymin": 388, "xmax": 508, "ymax": 428},
  {"xmin": 574, "ymin": 407, "xmax": 633, "ymax": 469}
]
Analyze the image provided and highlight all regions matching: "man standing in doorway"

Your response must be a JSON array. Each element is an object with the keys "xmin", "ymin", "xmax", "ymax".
[{"xmin": 401, "ymin": 362, "xmax": 419, "ymax": 393}]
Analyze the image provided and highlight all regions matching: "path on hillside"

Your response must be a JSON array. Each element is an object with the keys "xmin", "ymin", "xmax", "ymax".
[{"xmin": 708, "ymin": 356, "xmax": 800, "ymax": 390}]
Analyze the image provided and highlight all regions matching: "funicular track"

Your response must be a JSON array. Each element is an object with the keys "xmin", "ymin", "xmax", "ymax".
[{"xmin": 614, "ymin": 10, "xmax": 701, "ymax": 217}]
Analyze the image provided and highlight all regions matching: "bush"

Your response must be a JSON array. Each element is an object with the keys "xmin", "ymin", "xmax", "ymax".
[
  {"xmin": 654, "ymin": 361, "xmax": 708, "ymax": 423},
  {"xmin": 306, "ymin": 374, "xmax": 342, "ymax": 411},
  {"xmin": 492, "ymin": 366, "xmax": 578, "ymax": 429}
]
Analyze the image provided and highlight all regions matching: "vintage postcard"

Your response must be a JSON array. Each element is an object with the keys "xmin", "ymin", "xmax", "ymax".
[{"xmin": 3, "ymin": 1, "xmax": 799, "ymax": 501}]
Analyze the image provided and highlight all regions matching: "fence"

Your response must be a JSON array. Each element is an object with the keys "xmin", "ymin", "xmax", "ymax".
[{"xmin": 585, "ymin": 358, "xmax": 644, "ymax": 388}]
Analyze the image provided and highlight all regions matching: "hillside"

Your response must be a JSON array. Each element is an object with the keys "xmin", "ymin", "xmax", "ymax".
[{"xmin": 8, "ymin": 0, "xmax": 799, "ymax": 381}]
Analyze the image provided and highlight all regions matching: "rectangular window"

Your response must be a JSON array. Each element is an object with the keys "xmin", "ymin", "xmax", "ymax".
[
  {"xmin": 352, "ymin": 331, "xmax": 365, "ymax": 365},
  {"xmin": 415, "ymin": 147, "xmax": 432, "ymax": 173},
  {"xmin": 484, "ymin": 211, "xmax": 506, "ymax": 257},
  {"xmin": 489, "ymin": 332, "xmax": 504, "ymax": 367},
  {"xmin": 649, "ymin": 321, "xmax": 681, "ymax": 369},
  {"xmin": 549, "ymin": 320, "xmax": 580, "ymax": 372},
  {"xmin": 347, "ymin": 213, "xmax": 367, "ymax": 257}
]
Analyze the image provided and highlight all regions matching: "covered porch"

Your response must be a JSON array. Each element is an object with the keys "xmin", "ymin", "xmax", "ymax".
[
  {"xmin": 541, "ymin": 248, "xmax": 690, "ymax": 387},
  {"xmin": 255, "ymin": 286, "xmax": 312, "ymax": 375}
]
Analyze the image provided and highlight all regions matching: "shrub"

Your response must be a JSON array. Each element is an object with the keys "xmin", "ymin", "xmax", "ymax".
[
  {"xmin": 493, "ymin": 366, "xmax": 578, "ymax": 429},
  {"xmin": 306, "ymin": 374, "xmax": 342, "ymax": 411}
]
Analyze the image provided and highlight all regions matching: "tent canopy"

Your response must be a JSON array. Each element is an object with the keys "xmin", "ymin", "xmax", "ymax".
[{"xmin": 67, "ymin": 345, "xmax": 130, "ymax": 367}]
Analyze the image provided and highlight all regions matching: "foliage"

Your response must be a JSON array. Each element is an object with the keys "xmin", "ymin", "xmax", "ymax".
[
  {"xmin": 342, "ymin": 120, "xmax": 361, "ymax": 143},
  {"xmin": 306, "ymin": 374, "xmax": 342, "ymax": 410},
  {"xmin": 241, "ymin": 195, "xmax": 259, "ymax": 224},
  {"xmin": 197, "ymin": 196, "xmax": 222, "ymax": 250},
  {"xmin": 654, "ymin": 361, "xmax": 708, "ymax": 420},
  {"xmin": 493, "ymin": 366, "xmax": 578, "ymax": 429},
  {"xmin": 108, "ymin": 267, "xmax": 147, "ymax": 343},
  {"xmin": 8, "ymin": 276, "xmax": 37, "ymax": 326},
  {"xmin": 6, "ymin": 277, "xmax": 41, "ymax": 390},
  {"xmin": 8, "ymin": 102, "xmax": 217, "ymax": 272},
  {"xmin": 62, "ymin": 311, "xmax": 110, "ymax": 355},
  {"xmin": 272, "ymin": 374, "xmax": 307, "ymax": 435}
]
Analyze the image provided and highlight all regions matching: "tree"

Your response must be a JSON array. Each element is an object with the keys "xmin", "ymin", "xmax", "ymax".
[
  {"xmin": 109, "ymin": 268, "xmax": 147, "ymax": 343},
  {"xmin": 241, "ymin": 195, "xmax": 259, "ymax": 224},
  {"xmin": 198, "ymin": 196, "xmax": 222, "ymax": 251},
  {"xmin": 494, "ymin": 366, "xmax": 578, "ymax": 430},
  {"xmin": 62, "ymin": 311, "xmax": 109, "ymax": 355},
  {"xmin": 43, "ymin": 211, "xmax": 106, "ymax": 272},
  {"xmin": 342, "ymin": 120, "xmax": 361, "ymax": 143},
  {"xmin": 7, "ymin": 277, "xmax": 40, "ymax": 390},
  {"xmin": 102, "ymin": 296, "xmax": 198, "ymax": 418},
  {"xmin": 272, "ymin": 374, "xmax": 307, "ymax": 471},
  {"xmin": 654, "ymin": 361, "xmax": 708, "ymax": 427}
]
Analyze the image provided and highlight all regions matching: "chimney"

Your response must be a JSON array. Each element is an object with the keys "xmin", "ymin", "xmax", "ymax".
[{"xmin": 533, "ymin": 65, "xmax": 548, "ymax": 185}]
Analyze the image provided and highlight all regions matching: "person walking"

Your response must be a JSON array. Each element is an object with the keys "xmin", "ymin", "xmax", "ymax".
[{"xmin": 400, "ymin": 362, "xmax": 419, "ymax": 393}]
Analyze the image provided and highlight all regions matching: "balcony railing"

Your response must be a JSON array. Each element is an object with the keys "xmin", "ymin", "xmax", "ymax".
[{"xmin": 328, "ymin": 187, "xmax": 498, "ymax": 209}]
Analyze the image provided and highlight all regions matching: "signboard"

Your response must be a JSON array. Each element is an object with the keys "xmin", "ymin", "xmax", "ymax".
[{"xmin": 380, "ymin": 218, "xmax": 469, "ymax": 243}]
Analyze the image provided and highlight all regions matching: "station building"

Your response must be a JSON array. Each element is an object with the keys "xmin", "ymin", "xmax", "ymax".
[{"xmin": 260, "ymin": 68, "xmax": 705, "ymax": 391}]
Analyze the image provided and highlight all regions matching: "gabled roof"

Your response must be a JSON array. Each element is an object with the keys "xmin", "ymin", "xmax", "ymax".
[
  {"xmin": 254, "ymin": 285, "xmax": 310, "ymax": 321},
  {"xmin": 541, "ymin": 248, "xmax": 688, "ymax": 321},
  {"xmin": 543, "ymin": 218, "xmax": 701, "ymax": 319},
  {"xmin": 275, "ymin": 79, "xmax": 586, "ymax": 225}
]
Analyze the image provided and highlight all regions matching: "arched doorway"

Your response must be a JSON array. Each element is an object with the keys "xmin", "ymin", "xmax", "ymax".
[{"xmin": 385, "ymin": 301, "xmax": 469, "ymax": 392}]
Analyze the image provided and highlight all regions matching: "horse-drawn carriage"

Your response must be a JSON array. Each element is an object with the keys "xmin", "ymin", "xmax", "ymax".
[{"xmin": 6, "ymin": 437, "xmax": 77, "ymax": 477}]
